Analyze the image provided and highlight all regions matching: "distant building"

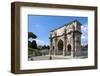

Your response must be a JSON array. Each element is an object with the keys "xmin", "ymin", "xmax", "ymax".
[{"xmin": 49, "ymin": 20, "xmax": 82, "ymax": 57}]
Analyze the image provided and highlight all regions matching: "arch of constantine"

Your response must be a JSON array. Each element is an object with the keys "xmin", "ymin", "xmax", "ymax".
[{"xmin": 49, "ymin": 20, "xmax": 82, "ymax": 57}]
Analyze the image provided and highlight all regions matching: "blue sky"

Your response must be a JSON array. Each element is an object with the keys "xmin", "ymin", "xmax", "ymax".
[{"xmin": 28, "ymin": 15, "xmax": 88, "ymax": 46}]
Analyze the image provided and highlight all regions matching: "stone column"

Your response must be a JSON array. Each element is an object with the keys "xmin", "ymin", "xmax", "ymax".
[
  {"xmin": 50, "ymin": 37, "xmax": 52, "ymax": 56},
  {"xmin": 72, "ymin": 26, "xmax": 75, "ymax": 57},
  {"xmin": 63, "ymin": 29, "xmax": 67, "ymax": 56},
  {"xmin": 63, "ymin": 41, "xmax": 65, "ymax": 56},
  {"xmin": 71, "ymin": 38, "xmax": 73, "ymax": 57},
  {"xmin": 54, "ymin": 33, "xmax": 57, "ymax": 56}
]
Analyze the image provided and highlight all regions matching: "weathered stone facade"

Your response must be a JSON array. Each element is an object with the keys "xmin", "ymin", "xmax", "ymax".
[{"xmin": 49, "ymin": 20, "xmax": 82, "ymax": 57}]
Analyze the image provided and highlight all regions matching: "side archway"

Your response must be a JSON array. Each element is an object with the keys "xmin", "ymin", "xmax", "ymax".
[
  {"xmin": 58, "ymin": 39, "xmax": 63, "ymax": 50},
  {"xmin": 67, "ymin": 44, "xmax": 71, "ymax": 55}
]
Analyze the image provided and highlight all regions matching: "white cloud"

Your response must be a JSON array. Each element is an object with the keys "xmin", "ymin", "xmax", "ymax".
[
  {"xmin": 29, "ymin": 38, "xmax": 49, "ymax": 46},
  {"xmin": 35, "ymin": 39, "xmax": 49, "ymax": 46},
  {"xmin": 81, "ymin": 24, "xmax": 88, "ymax": 45}
]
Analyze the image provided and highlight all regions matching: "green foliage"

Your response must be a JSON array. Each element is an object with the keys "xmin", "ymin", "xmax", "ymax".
[
  {"xmin": 31, "ymin": 40, "xmax": 37, "ymax": 49},
  {"xmin": 28, "ymin": 48, "xmax": 37, "ymax": 55},
  {"xmin": 28, "ymin": 48, "xmax": 42, "ymax": 56},
  {"xmin": 28, "ymin": 32, "xmax": 37, "ymax": 39},
  {"xmin": 47, "ymin": 45, "xmax": 50, "ymax": 49},
  {"xmin": 28, "ymin": 32, "xmax": 37, "ymax": 49},
  {"xmin": 81, "ymin": 44, "xmax": 88, "ymax": 51},
  {"xmin": 42, "ymin": 45, "xmax": 47, "ymax": 49},
  {"xmin": 42, "ymin": 45, "xmax": 50, "ymax": 49},
  {"xmin": 84, "ymin": 44, "xmax": 88, "ymax": 48},
  {"xmin": 28, "ymin": 41, "xmax": 31, "ymax": 47}
]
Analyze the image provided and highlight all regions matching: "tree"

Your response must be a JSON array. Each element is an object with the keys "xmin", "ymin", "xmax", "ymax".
[
  {"xmin": 28, "ymin": 41, "xmax": 31, "ymax": 47},
  {"xmin": 47, "ymin": 45, "xmax": 50, "ymax": 50},
  {"xmin": 28, "ymin": 32, "xmax": 37, "ymax": 39},
  {"xmin": 31, "ymin": 40, "xmax": 37, "ymax": 49},
  {"xmin": 28, "ymin": 32, "xmax": 37, "ymax": 48},
  {"xmin": 37, "ymin": 45, "xmax": 42, "ymax": 50},
  {"xmin": 85, "ymin": 44, "xmax": 88, "ymax": 48},
  {"xmin": 42, "ymin": 45, "xmax": 47, "ymax": 49},
  {"xmin": 42, "ymin": 45, "xmax": 50, "ymax": 49}
]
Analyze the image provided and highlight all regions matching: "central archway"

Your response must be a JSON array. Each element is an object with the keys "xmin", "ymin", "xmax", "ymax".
[{"xmin": 58, "ymin": 39, "xmax": 63, "ymax": 55}]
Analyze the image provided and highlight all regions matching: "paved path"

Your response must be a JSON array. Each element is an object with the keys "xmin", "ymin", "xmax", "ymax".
[
  {"xmin": 28, "ymin": 55, "xmax": 87, "ymax": 61},
  {"xmin": 28, "ymin": 49, "xmax": 88, "ymax": 61}
]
